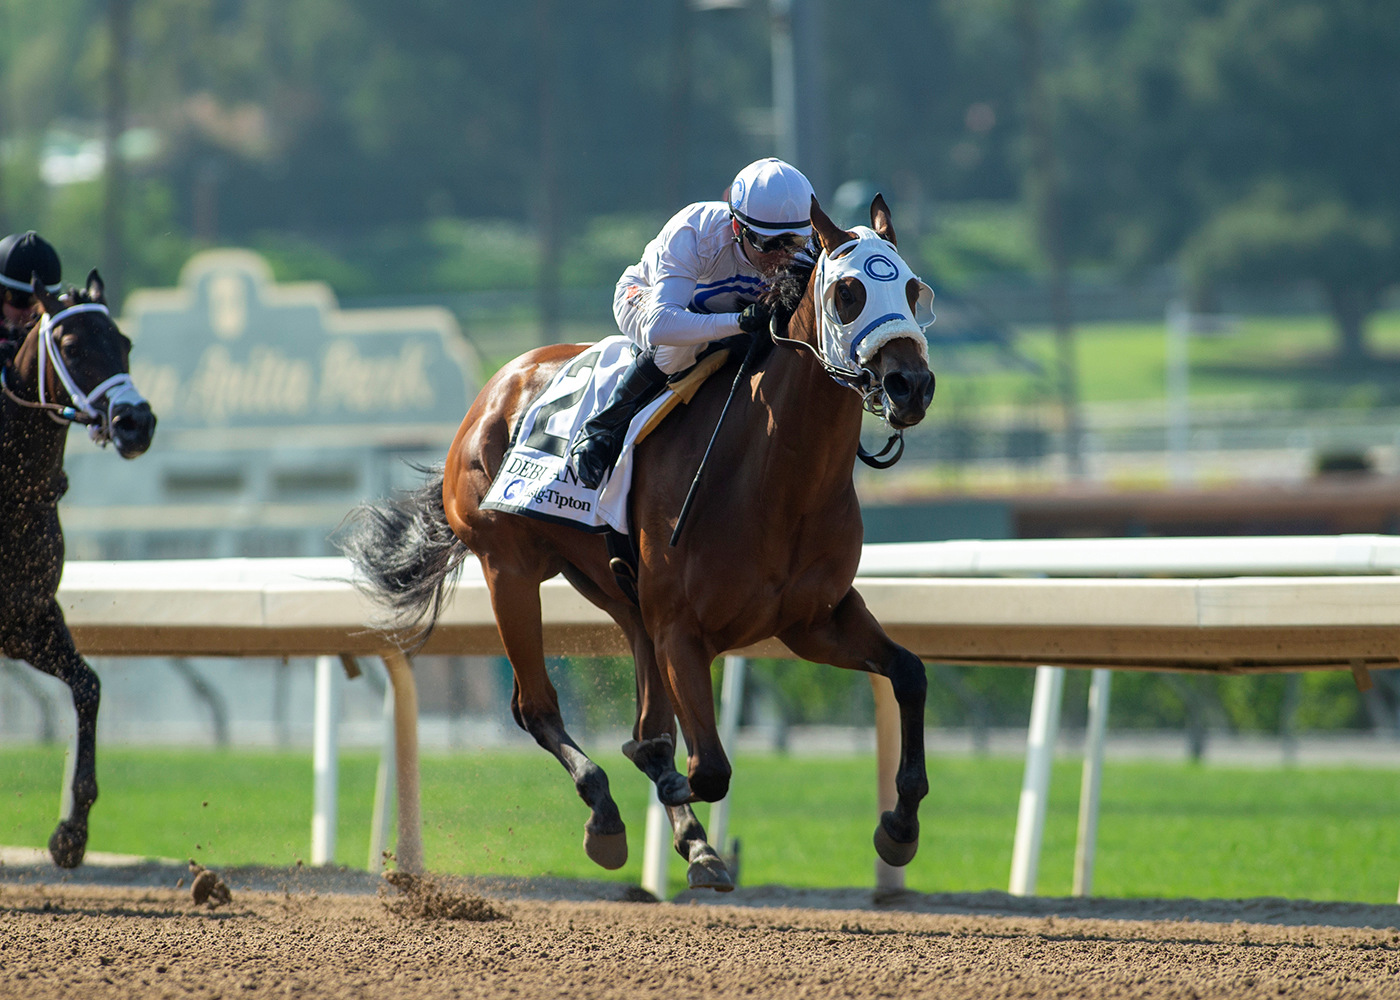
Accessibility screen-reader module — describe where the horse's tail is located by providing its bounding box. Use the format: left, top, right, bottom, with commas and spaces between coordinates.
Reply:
335, 466, 468, 649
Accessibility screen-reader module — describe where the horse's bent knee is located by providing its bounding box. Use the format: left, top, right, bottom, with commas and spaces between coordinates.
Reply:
686, 756, 731, 803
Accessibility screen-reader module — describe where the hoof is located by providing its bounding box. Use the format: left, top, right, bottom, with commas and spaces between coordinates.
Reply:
686, 853, 734, 892
584, 829, 628, 870
873, 819, 918, 868
48, 820, 87, 869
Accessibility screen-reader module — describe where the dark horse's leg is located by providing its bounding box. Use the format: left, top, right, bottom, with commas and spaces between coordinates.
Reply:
481, 558, 628, 869
10, 603, 100, 868
779, 587, 928, 866
560, 567, 732, 891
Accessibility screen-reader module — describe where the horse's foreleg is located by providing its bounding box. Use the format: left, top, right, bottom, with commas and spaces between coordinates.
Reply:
483, 561, 627, 869
555, 564, 729, 890
639, 630, 733, 891
619, 635, 690, 808
620, 636, 733, 890
15, 605, 100, 868
779, 589, 928, 867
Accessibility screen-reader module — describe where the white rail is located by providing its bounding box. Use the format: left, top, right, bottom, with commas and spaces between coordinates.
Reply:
43, 536, 1400, 897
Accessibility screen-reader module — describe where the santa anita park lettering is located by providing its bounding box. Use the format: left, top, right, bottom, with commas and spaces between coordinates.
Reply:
125, 250, 480, 430
59, 250, 484, 560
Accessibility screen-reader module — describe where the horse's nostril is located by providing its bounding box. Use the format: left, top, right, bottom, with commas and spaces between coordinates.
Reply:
883, 373, 911, 401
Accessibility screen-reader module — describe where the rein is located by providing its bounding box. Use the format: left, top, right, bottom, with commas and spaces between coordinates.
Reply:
0, 303, 146, 446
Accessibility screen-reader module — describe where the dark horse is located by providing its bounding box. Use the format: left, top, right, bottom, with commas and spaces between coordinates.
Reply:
1, 271, 156, 867
343, 197, 934, 889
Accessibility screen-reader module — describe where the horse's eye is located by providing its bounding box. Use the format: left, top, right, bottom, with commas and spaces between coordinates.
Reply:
838, 286, 851, 303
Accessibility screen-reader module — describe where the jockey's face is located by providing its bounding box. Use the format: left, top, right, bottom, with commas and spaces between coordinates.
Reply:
1, 288, 37, 332
733, 219, 806, 277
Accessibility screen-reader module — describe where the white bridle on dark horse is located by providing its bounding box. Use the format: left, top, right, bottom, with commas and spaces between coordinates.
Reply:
0, 302, 148, 446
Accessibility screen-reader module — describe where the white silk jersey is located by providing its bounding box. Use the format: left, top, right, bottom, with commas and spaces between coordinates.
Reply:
613, 202, 763, 373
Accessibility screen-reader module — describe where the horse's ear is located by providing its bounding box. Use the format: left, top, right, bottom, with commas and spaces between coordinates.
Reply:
810, 196, 855, 254
86, 268, 106, 305
31, 274, 60, 316
870, 193, 897, 247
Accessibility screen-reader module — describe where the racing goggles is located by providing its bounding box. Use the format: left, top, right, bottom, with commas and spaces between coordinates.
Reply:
3, 287, 34, 310
742, 226, 809, 255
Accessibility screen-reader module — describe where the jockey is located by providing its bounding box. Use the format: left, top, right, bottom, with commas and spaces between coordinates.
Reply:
569, 157, 815, 489
0, 231, 62, 358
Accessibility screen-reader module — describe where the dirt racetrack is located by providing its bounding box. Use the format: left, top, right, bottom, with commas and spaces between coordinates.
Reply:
4, 867, 1400, 999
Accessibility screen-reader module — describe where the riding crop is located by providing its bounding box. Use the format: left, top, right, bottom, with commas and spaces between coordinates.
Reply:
668, 326, 771, 547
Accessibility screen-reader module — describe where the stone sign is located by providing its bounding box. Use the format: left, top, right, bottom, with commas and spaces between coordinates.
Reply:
123, 249, 481, 436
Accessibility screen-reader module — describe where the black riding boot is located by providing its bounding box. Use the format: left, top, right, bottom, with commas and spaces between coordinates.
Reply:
569, 352, 669, 489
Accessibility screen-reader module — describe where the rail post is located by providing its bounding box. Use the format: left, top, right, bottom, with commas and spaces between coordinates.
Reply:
1009, 665, 1065, 896
368, 668, 397, 873
381, 650, 423, 873
641, 782, 670, 899
311, 655, 341, 865
706, 655, 747, 858
1073, 668, 1111, 896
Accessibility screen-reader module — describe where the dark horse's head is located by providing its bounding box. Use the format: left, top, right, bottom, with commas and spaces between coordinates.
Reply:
24, 270, 157, 458
772, 195, 936, 430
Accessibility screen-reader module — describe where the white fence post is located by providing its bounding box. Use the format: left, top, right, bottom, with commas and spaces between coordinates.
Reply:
706, 656, 747, 856
641, 782, 670, 899
311, 655, 341, 865
1009, 665, 1065, 896
381, 650, 424, 874
58, 706, 78, 822
871, 673, 904, 892
368, 672, 397, 873
1073, 669, 1111, 896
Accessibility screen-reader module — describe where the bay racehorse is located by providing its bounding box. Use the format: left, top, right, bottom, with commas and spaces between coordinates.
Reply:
1, 271, 156, 867
342, 197, 934, 889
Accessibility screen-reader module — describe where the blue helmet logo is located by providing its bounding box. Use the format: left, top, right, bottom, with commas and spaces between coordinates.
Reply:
730, 177, 746, 208
864, 255, 899, 281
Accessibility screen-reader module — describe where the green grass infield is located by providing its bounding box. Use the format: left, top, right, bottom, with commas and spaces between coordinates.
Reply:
4, 746, 1399, 902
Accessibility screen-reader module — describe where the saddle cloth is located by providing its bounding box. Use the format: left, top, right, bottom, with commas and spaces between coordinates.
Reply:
481, 335, 730, 534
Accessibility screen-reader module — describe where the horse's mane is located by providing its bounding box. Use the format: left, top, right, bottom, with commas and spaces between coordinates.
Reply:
760, 243, 818, 326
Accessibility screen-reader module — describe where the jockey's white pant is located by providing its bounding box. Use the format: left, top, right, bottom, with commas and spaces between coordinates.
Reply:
613, 282, 706, 375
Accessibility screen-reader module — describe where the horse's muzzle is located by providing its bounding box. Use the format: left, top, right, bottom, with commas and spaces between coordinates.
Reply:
882, 369, 935, 429
110, 401, 156, 459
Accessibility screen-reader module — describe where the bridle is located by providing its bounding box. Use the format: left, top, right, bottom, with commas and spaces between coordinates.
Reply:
767, 236, 934, 469
0, 302, 147, 446
768, 320, 906, 469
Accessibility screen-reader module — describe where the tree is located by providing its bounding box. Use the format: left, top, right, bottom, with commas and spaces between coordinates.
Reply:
1182, 183, 1397, 360
1051, 0, 1400, 360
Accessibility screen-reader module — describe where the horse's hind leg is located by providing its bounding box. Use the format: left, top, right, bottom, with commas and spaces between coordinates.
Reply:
13, 605, 100, 868
482, 560, 628, 869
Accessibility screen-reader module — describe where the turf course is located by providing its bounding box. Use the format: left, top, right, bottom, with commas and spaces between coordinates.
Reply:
938, 310, 1400, 408
4, 745, 1399, 902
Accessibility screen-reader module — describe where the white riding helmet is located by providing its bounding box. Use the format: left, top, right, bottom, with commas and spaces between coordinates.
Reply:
727, 158, 814, 238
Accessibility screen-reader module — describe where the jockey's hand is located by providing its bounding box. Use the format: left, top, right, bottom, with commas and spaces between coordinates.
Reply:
737, 301, 771, 335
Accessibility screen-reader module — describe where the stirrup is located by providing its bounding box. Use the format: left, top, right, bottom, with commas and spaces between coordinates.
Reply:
570, 428, 625, 490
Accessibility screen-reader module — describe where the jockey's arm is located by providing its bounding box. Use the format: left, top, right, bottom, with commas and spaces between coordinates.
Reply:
632, 275, 742, 347
615, 217, 744, 349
